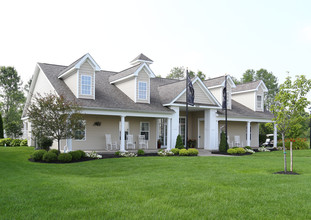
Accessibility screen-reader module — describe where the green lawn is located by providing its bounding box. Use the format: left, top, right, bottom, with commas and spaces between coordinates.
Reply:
1, 147, 311, 219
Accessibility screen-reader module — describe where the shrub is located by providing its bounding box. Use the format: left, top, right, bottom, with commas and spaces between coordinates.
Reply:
244, 146, 252, 150
69, 151, 82, 161
38, 136, 53, 151
115, 151, 120, 156
42, 151, 57, 162
219, 131, 228, 152
137, 149, 145, 156
10, 139, 22, 147
232, 146, 239, 149
119, 152, 137, 157
20, 139, 28, 146
258, 147, 270, 152
277, 138, 309, 150
227, 148, 237, 154
31, 149, 47, 161
49, 149, 60, 156
76, 150, 86, 158
86, 151, 102, 159
245, 148, 255, 154
171, 148, 180, 155
158, 149, 174, 156
0, 138, 12, 146
236, 147, 246, 154
58, 153, 72, 163
188, 148, 199, 156
179, 149, 189, 156
175, 135, 184, 149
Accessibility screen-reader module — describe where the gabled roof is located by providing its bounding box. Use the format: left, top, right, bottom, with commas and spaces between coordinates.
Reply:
217, 100, 273, 121
203, 75, 236, 89
109, 62, 156, 84
158, 77, 221, 107
232, 80, 268, 94
58, 53, 101, 78
34, 63, 173, 114
130, 53, 153, 65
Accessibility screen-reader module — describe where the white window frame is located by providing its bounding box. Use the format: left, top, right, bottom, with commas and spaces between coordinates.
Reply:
74, 120, 86, 141
138, 81, 147, 100
140, 122, 150, 140
257, 95, 262, 109
179, 117, 186, 145
81, 75, 92, 95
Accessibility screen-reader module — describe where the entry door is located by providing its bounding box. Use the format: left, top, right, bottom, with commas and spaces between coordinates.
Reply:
198, 120, 204, 149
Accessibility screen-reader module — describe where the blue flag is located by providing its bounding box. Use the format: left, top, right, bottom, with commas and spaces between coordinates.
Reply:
187, 74, 194, 106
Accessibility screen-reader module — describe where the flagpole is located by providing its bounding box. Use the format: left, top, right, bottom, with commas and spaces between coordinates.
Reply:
186, 68, 189, 150
225, 75, 228, 151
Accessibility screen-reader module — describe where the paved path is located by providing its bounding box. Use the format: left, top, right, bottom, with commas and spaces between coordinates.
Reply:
198, 149, 233, 157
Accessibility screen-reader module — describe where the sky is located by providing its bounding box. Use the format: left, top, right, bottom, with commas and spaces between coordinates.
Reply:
1, 0, 311, 92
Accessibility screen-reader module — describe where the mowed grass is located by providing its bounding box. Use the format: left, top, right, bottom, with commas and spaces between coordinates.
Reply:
1, 147, 311, 219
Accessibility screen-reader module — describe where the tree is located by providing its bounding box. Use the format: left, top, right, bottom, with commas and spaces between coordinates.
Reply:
0, 112, 3, 138
231, 76, 240, 85
24, 77, 33, 94
270, 75, 311, 173
166, 66, 185, 79
219, 131, 228, 152
0, 67, 26, 138
241, 69, 255, 83
167, 67, 206, 81
27, 93, 83, 151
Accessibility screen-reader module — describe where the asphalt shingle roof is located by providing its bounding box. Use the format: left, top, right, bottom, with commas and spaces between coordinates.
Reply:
57, 54, 87, 77
130, 53, 153, 63
108, 64, 141, 83
232, 81, 261, 93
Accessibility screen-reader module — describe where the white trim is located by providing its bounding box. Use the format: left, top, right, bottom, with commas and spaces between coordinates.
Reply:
58, 53, 101, 79
216, 116, 272, 123
197, 118, 204, 149
80, 108, 173, 118
93, 71, 95, 100
254, 92, 256, 111
77, 70, 80, 98
133, 63, 156, 78
164, 103, 221, 109
179, 116, 187, 146
134, 77, 137, 103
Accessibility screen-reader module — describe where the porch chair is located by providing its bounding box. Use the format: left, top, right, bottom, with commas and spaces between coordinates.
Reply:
126, 134, 136, 150
234, 136, 240, 147
138, 135, 148, 149
105, 134, 117, 151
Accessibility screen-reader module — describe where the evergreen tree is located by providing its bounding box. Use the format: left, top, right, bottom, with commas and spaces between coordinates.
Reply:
219, 131, 228, 152
175, 135, 184, 149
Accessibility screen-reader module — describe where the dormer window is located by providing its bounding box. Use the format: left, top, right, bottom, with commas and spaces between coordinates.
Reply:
81, 75, 92, 95
138, 81, 147, 100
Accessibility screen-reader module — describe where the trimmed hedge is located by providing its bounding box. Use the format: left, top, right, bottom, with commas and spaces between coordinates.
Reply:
76, 150, 86, 158
0, 138, 12, 146
171, 148, 180, 155
58, 153, 72, 163
69, 151, 82, 161
137, 149, 145, 156
50, 149, 60, 156
42, 151, 58, 162
227, 147, 246, 155
31, 150, 47, 161
188, 148, 199, 156
20, 139, 28, 146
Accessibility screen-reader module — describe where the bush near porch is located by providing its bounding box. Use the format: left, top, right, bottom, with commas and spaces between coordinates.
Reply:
1, 147, 311, 219
277, 138, 308, 150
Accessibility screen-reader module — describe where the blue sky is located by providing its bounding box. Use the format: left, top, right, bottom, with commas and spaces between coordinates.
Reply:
1, 0, 311, 89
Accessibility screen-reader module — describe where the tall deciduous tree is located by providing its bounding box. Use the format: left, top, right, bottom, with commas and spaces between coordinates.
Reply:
270, 75, 311, 173
241, 69, 255, 83
167, 67, 206, 81
0, 67, 26, 138
27, 93, 83, 151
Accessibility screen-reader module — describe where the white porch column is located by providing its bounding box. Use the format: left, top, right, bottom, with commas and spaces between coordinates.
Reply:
167, 118, 171, 150
66, 138, 72, 152
120, 115, 125, 152
169, 106, 180, 149
204, 109, 218, 150
274, 123, 278, 148
246, 121, 251, 146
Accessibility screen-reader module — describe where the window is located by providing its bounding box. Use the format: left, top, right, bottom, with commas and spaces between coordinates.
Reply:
179, 117, 186, 145
75, 120, 86, 140
257, 95, 262, 109
140, 122, 150, 140
138, 81, 147, 100
81, 75, 92, 95
158, 119, 167, 146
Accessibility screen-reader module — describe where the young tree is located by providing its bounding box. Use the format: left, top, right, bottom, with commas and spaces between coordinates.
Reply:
270, 75, 311, 173
0, 112, 3, 138
0, 66, 26, 138
27, 93, 83, 151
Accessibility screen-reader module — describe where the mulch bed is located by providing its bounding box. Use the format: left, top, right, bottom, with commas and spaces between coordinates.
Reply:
273, 171, 300, 175
211, 152, 253, 156
28, 157, 97, 164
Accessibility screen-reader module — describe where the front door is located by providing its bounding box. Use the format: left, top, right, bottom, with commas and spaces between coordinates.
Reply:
198, 120, 204, 149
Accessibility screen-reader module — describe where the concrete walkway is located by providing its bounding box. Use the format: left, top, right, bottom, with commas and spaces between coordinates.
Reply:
198, 149, 233, 157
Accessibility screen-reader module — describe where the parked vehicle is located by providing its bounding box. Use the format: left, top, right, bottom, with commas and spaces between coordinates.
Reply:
262, 134, 274, 148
